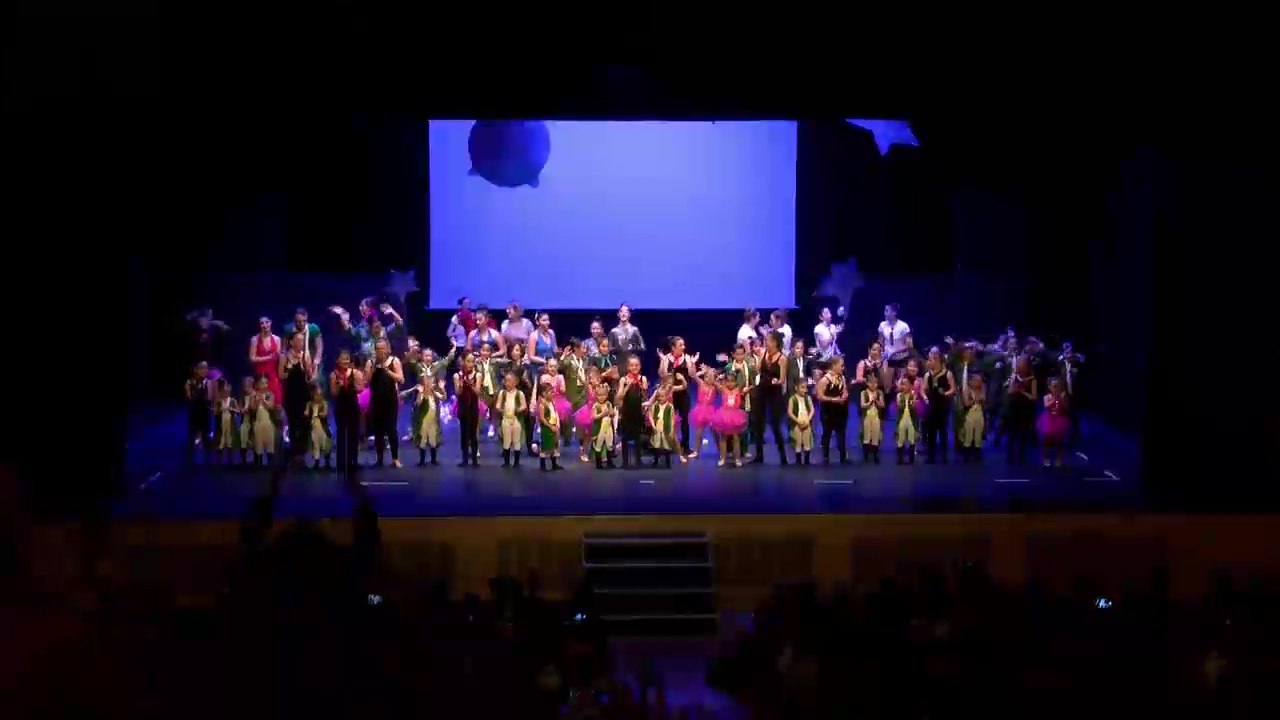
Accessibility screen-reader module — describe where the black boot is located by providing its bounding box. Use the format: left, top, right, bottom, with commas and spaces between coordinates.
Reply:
651, 451, 660, 468
324, 454, 332, 468
822, 447, 831, 465
312, 458, 320, 470
839, 448, 850, 465
540, 457, 548, 472
621, 444, 630, 468
429, 447, 438, 465
239, 450, 248, 466
873, 447, 881, 465
803, 450, 812, 465
897, 446, 905, 464
862, 444, 871, 462
663, 452, 672, 468
502, 449, 511, 468
778, 443, 788, 465
606, 451, 617, 469
513, 450, 521, 467
908, 446, 916, 464
596, 451, 605, 469
552, 456, 563, 471
375, 446, 386, 468
795, 452, 802, 465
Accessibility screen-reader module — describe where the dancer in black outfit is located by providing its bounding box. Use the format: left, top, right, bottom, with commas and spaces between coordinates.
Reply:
280, 332, 313, 463
659, 336, 697, 457
751, 331, 789, 465
1003, 355, 1038, 465
365, 339, 405, 467
818, 356, 851, 464
184, 361, 213, 460
615, 355, 648, 468
922, 347, 956, 464
328, 350, 364, 474
454, 352, 482, 467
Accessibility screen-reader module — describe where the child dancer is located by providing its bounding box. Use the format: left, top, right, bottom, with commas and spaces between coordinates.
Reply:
248, 375, 277, 466
922, 348, 956, 464
408, 374, 446, 466
859, 374, 885, 464
589, 383, 618, 468
454, 352, 482, 467
539, 357, 574, 446
497, 372, 528, 468
505, 343, 536, 455
615, 356, 648, 468
710, 372, 749, 467
787, 379, 816, 465
1037, 377, 1070, 468
895, 377, 919, 464
817, 357, 850, 464
687, 365, 719, 458
238, 376, 255, 465
537, 391, 564, 471
212, 378, 239, 463
723, 343, 758, 455
958, 373, 986, 462
575, 366, 603, 462
648, 386, 678, 468
329, 349, 365, 473
306, 383, 332, 469
904, 357, 926, 452
592, 336, 618, 390
474, 342, 503, 440
562, 339, 590, 453
1003, 356, 1038, 465
184, 361, 213, 458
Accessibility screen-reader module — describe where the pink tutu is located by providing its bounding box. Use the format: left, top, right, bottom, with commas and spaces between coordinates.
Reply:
357, 387, 371, 412
710, 406, 748, 435
574, 403, 594, 432
688, 403, 716, 428
1036, 412, 1070, 442
552, 395, 573, 424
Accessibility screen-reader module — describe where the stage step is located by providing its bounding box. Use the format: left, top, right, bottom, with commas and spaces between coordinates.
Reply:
581, 532, 717, 635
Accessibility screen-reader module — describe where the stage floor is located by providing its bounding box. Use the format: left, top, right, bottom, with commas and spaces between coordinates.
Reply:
121, 407, 1142, 519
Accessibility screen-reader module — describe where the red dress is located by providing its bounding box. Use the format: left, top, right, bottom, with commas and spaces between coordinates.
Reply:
252, 334, 283, 401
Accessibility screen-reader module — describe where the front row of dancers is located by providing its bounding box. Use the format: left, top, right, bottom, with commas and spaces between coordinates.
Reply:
185, 337, 1073, 472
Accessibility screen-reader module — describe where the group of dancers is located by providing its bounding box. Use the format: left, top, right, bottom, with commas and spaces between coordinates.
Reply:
182, 298, 1084, 473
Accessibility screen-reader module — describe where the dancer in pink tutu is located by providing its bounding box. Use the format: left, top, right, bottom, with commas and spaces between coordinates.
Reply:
686, 365, 719, 458
711, 372, 750, 467
575, 365, 604, 461
538, 358, 573, 452
1037, 376, 1071, 468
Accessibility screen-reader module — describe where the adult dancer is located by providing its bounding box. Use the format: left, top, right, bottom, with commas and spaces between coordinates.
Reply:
585, 318, 607, 358
365, 339, 405, 467
446, 296, 474, 348
527, 312, 558, 367
466, 306, 506, 355
877, 303, 911, 394
282, 307, 324, 379
751, 330, 789, 464
248, 317, 283, 401
658, 337, 699, 457
279, 331, 314, 461
329, 350, 365, 474
502, 302, 535, 351
812, 307, 843, 362
608, 303, 645, 369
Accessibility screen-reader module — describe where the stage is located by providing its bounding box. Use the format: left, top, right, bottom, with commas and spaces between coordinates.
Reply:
121, 407, 1142, 519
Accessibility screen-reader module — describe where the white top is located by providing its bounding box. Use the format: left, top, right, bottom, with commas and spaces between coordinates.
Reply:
772, 323, 793, 351
736, 323, 759, 347
813, 322, 841, 358
877, 319, 911, 357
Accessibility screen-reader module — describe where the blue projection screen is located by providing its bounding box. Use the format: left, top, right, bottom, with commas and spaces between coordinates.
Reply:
428, 121, 797, 309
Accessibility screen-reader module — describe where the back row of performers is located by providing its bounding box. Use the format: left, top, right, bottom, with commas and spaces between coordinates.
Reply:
184, 299, 1084, 472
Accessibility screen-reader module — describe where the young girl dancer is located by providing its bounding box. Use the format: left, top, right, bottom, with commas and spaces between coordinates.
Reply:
538, 391, 564, 471
238, 377, 255, 465
787, 380, 816, 465
958, 373, 986, 462
859, 374, 885, 464
454, 351, 482, 467
497, 372, 528, 468
687, 365, 719, 458
615, 356, 648, 468
659, 337, 699, 458
1037, 377, 1071, 468
211, 378, 239, 463
575, 365, 604, 462
505, 343, 536, 455
853, 340, 885, 445
184, 361, 213, 457
474, 342, 504, 440
723, 343, 758, 454
589, 383, 618, 468
527, 312, 558, 367
710, 372, 749, 467
562, 339, 590, 456
895, 376, 919, 464
904, 357, 926, 452
248, 375, 277, 466
1003, 356, 1038, 465
329, 350, 365, 473
466, 306, 506, 355
280, 332, 313, 462
539, 357, 574, 440
306, 384, 332, 469
922, 348, 956, 464
648, 386, 678, 468
409, 374, 446, 466
817, 357, 850, 464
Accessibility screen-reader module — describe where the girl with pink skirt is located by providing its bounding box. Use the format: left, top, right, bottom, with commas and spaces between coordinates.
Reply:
686, 366, 719, 458
710, 373, 750, 467
1037, 377, 1071, 468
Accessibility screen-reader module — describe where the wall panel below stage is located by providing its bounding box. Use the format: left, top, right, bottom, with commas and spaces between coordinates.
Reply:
27, 515, 1280, 611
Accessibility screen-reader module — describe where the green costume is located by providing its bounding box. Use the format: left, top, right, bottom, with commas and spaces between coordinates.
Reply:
538, 400, 561, 456
411, 386, 445, 449
648, 401, 676, 451
562, 353, 589, 409
788, 394, 815, 451
590, 401, 616, 453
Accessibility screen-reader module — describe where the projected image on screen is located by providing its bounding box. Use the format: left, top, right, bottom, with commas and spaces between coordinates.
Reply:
428, 120, 797, 309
